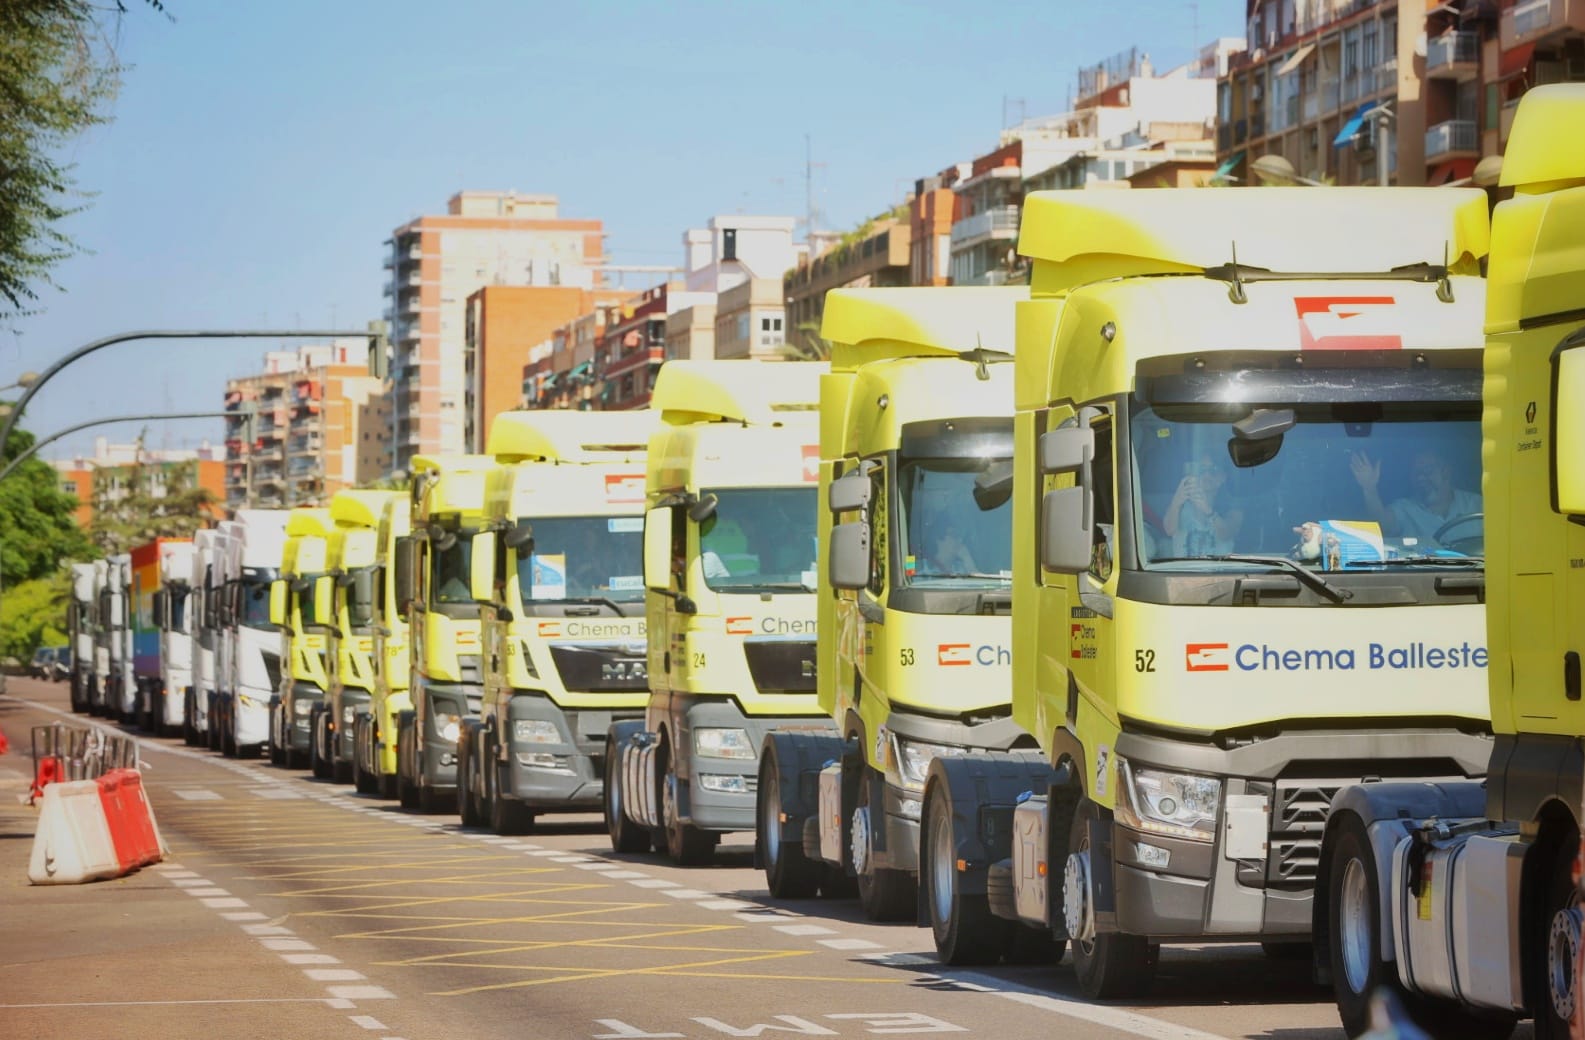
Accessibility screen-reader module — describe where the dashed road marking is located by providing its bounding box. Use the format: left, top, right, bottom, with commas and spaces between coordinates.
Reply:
172, 788, 222, 800
627, 878, 678, 889
202, 897, 249, 908
775, 924, 836, 936
349, 1016, 387, 1030
283, 953, 341, 965
305, 969, 367, 982
327, 986, 395, 1001
261, 938, 317, 952
819, 938, 884, 951
662, 888, 710, 899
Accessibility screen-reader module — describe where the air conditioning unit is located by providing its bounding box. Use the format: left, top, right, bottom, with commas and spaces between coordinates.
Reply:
1353, 117, 1378, 155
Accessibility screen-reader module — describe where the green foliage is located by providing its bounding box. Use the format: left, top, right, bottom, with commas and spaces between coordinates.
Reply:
0, 0, 169, 320
86, 442, 216, 556
779, 320, 831, 363
0, 572, 69, 660
0, 420, 93, 584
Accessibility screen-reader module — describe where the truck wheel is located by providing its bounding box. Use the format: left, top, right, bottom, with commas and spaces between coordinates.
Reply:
605, 737, 651, 854
457, 728, 482, 826
1531, 826, 1580, 1040
309, 709, 330, 780
923, 780, 1010, 964
757, 754, 818, 897
397, 718, 419, 809
660, 747, 716, 866
1327, 813, 1409, 1037
1069, 801, 1156, 1000
854, 770, 916, 921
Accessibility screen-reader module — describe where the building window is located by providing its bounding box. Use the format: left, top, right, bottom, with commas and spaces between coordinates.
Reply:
736, 314, 750, 341
722, 228, 738, 261
773, 316, 783, 332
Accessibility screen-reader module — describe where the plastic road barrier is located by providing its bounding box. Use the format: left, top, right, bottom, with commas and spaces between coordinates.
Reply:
28, 770, 165, 884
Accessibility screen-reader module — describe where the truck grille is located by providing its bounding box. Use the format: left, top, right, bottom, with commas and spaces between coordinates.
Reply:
457, 654, 482, 684
1267, 779, 1349, 887
744, 640, 817, 693
549, 644, 648, 692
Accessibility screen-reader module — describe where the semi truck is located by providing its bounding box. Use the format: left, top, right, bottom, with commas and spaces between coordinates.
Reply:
153, 540, 195, 736
394, 454, 496, 812
918, 187, 1497, 993
604, 360, 829, 865
103, 553, 134, 722
351, 492, 413, 798
756, 286, 1030, 921
214, 510, 288, 758
185, 528, 226, 746
68, 562, 97, 714
457, 409, 655, 834
128, 538, 193, 734
312, 491, 401, 784
268, 508, 333, 769
1310, 84, 1585, 1040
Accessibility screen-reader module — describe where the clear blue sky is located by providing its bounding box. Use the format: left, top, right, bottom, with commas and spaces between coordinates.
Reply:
6, 0, 1244, 462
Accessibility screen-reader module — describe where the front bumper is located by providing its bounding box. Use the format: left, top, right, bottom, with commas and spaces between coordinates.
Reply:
681, 700, 835, 833
417, 680, 480, 792
284, 684, 323, 753
235, 692, 270, 747
502, 696, 642, 811
336, 689, 372, 763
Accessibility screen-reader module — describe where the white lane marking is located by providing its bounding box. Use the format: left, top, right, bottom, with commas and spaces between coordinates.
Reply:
221, 912, 268, 922
627, 878, 678, 889
305, 969, 366, 982
598, 870, 647, 879
172, 789, 222, 800
170, 878, 213, 888
250, 787, 303, 799
242, 924, 294, 936
482, 837, 518, 845
0, 998, 339, 1009
349, 1016, 387, 1030
202, 898, 248, 909
158, 870, 200, 879
774, 924, 835, 936
327, 986, 395, 1000
547, 855, 592, 862
260, 938, 316, 952
575, 863, 617, 871
153, 863, 188, 872
662, 889, 710, 899
186, 887, 231, 897
282, 954, 341, 965
957, 972, 1236, 1040
699, 899, 752, 911
527, 850, 566, 857
818, 938, 884, 951
327, 999, 357, 1010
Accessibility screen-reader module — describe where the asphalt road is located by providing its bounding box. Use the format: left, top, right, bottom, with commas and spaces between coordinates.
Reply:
0, 675, 1492, 1040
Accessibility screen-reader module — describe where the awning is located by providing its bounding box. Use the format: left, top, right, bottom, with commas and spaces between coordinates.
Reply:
1499, 42, 1535, 81
1429, 158, 1478, 186
1213, 150, 1245, 179
1333, 102, 1378, 148
569, 361, 591, 379
1276, 43, 1316, 77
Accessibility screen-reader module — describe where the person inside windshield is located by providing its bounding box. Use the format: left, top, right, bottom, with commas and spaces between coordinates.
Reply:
701, 512, 753, 581
1163, 454, 1244, 557
1349, 448, 1479, 547
916, 518, 979, 576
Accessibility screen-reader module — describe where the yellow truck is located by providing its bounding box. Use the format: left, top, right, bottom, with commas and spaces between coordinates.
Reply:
456, 409, 655, 833
311, 490, 403, 786
920, 187, 1497, 993
395, 454, 496, 812
268, 507, 334, 770
1311, 84, 1585, 1039
604, 360, 830, 864
352, 492, 413, 798
756, 286, 1030, 921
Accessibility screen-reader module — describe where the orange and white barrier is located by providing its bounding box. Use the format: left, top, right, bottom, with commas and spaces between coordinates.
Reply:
28, 769, 166, 885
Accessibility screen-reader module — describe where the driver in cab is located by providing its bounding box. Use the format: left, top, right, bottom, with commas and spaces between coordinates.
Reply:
1349, 448, 1479, 549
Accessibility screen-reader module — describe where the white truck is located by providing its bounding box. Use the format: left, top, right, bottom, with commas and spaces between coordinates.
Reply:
216, 510, 289, 757
186, 528, 227, 746
68, 561, 97, 714
155, 541, 194, 736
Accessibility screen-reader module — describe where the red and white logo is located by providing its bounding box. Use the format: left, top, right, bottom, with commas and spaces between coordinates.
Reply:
1185, 642, 1230, 672
605, 473, 645, 504
801, 445, 821, 483
726, 616, 753, 636
537, 621, 562, 638
1294, 296, 1402, 351
1070, 623, 1085, 660
938, 643, 972, 667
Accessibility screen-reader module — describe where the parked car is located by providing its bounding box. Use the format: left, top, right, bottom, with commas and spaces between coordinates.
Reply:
29, 646, 69, 682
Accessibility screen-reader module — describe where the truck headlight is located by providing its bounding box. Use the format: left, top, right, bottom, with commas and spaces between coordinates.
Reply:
694, 727, 755, 760
513, 720, 562, 745
433, 711, 461, 743
1114, 756, 1220, 843
293, 699, 313, 716
342, 705, 356, 725
891, 735, 967, 789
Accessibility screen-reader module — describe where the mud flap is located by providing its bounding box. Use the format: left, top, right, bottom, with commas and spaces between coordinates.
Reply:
756, 731, 848, 869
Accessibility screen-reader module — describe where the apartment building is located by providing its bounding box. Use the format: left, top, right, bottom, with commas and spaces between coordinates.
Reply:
525, 299, 631, 411
55, 440, 226, 529
383, 191, 604, 473
224, 341, 386, 509
665, 301, 717, 362
683, 216, 806, 293
597, 285, 672, 411
783, 215, 911, 358
714, 278, 790, 360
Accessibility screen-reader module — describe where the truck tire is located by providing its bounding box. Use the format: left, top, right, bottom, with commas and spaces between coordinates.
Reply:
310, 708, 331, 780
660, 745, 715, 866
457, 725, 482, 827
923, 779, 1011, 965
854, 768, 915, 922
1069, 801, 1157, 1000
1529, 825, 1580, 1040
397, 716, 419, 809
605, 736, 651, 854
757, 753, 819, 897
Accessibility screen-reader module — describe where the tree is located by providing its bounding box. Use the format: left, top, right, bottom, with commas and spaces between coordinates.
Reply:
0, 572, 69, 660
0, 421, 92, 585
86, 436, 215, 556
0, 1, 167, 320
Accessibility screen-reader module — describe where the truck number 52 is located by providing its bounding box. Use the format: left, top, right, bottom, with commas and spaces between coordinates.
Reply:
1134, 649, 1156, 673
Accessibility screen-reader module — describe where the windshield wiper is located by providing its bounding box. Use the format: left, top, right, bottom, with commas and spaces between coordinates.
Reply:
1152, 554, 1353, 603
1345, 556, 1484, 568
915, 572, 1012, 582
552, 596, 631, 615
718, 581, 814, 593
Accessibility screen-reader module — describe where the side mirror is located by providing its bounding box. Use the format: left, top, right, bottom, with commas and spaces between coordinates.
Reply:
644, 506, 673, 591
313, 576, 334, 628
394, 535, 417, 611
1039, 427, 1092, 475
502, 523, 534, 551
153, 590, 166, 628
828, 522, 871, 590
269, 580, 287, 628
1556, 341, 1585, 515
828, 471, 871, 514
427, 521, 457, 553
1039, 425, 1094, 574
471, 532, 497, 602
687, 493, 718, 524
336, 571, 356, 589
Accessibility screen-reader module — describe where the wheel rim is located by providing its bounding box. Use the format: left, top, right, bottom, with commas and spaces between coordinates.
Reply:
1339, 855, 1373, 996
1548, 904, 1583, 1021
930, 804, 954, 924
763, 771, 781, 865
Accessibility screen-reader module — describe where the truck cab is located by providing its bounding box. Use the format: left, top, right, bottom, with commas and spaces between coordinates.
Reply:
218, 510, 288, 758
605, 360, 830, 865
920, 187, 1498, 997
352, 493, 413, 798
395, 454, 496, 812
103, 553, 133, 722
186, 529, 225, 745
458, 409, 655, 834
68, 562, 97, 714
269, 508, 333, 769
154, 541, 194, 736
758, 286, 1032, 923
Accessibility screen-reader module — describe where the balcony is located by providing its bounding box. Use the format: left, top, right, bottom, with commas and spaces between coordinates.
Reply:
1425, 119, 1479, 160
403, 297, 421, 314
1319, 79, 1341, 113
1341, 74, 1362, 104
1503, 0, 1585, 47
950, 206, 1020, 249
1426, 31, 1479, 79
1375, 59, 1398, 96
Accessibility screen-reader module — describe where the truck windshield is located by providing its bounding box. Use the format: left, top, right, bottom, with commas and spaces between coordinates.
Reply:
168, 588, 187, 630
516, 515, 644, 604
296, 575, 322, 626
1131, 400, 1483, 567
898, 457, 1013, 589
430, 534, 474, 605
238, 578, 273, 630
700, 487, 817, 593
